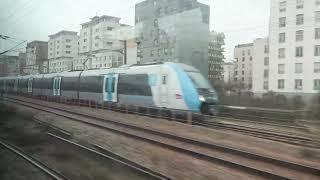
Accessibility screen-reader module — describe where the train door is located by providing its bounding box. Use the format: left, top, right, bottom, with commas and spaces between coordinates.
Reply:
14, 78, 18, 93
27, 78, 33, 93
103, 74, 118, 102
159, 73, 168, 107
53, 77, 62, 96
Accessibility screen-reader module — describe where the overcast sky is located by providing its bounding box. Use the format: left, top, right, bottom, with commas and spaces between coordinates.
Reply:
0, 0, 270, 60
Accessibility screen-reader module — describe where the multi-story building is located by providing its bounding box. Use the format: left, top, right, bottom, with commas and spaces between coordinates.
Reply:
76, 15, 133, 70
252, 38, 270, 95
0, 55, 20, 76
222, 62, 235, 84
135, 0, 210, 76
269, 0, 320, 97
25, 41, 48, 74
208, 31, 225, 81
234, 43, 254, 90
18, 52, 26, 75
47, 30, 79, 73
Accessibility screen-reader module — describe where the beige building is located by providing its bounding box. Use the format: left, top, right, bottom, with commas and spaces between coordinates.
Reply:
222, 62, 235, 84
76, 15, 134, 70
47, 30, 79, 73
234, 43, 254, 90
252, 38, 270, 95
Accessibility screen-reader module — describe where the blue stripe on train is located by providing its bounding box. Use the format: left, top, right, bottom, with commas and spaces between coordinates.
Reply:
166, 63, 201, 112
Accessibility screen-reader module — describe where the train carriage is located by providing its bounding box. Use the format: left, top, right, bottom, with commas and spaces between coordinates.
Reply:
0, 62, 219, 114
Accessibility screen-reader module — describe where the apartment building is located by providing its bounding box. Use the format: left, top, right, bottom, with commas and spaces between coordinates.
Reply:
252, 38, 270, 94
25, 41, 48, 74
269, 0, 320, 96
76, 15, 133, 70
208, 31, 225, 81
135, 0, 210, 76
47, 30, 79, 73
234, 43, 254, 90
0, 55, 19, 76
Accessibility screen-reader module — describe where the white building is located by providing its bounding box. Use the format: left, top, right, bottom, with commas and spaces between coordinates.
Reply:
222, 62, 235, 83
252, 38, 270, 95
234, 43, 254, 90
269, 0, 320, 97
47, 31, 79, 73
76, 15, 135, 70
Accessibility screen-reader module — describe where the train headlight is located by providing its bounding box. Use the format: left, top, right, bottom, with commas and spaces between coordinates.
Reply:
199, 95, 206, 102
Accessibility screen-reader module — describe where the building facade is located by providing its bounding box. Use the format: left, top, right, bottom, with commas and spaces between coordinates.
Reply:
234, 43, 254, 90
0, 55, 19, 76
269, 0, 320, 96
47, 30, 79, 73
25, 41, 48, 74
208, 31, 225, 81
222, 62, 235, 84
252, 38, 270, 95
135, 0, 210, 76
76, 15, 133, 70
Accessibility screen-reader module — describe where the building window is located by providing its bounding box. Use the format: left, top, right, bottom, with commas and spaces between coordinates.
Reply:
314, 79, 320, 90
242, 50, 245, 56
95, 43, 99, 47
242, 64, 245, 68
278, 48, 285, 58
66, 39, 71, 43
242, 77, 245, 81
164, 48, 168, 55
264, 69, 269, 78
315, 28, 320, 39
150, 50, 154, 57
242, 57, 245, 61
95, 36, 100, 39
247, 50, 251, 55
83, 32, 87, 36
107, 42, 113, 45
296, 0, 304, 9
84, 39, 87, 42
279, 17, 286, 27
278, 79, 285, 89
317, 0, 320, 7
315, 62, 320, 73
315, 11, 320, 23
315, 45, 320, 56
56, 51, 60, 55
65, 51, 71, 54
295, 63, 303, 73
158, 49, 162, 56
296, 14, 304, 25
249, 56, 253, 61
264, 57, 269, 65
66, 45, 71, 48
83, 46, 87, 49
279, 33, 286, 43
107, 27, 113, 31
295, 79, 303, 90
264, 45, 269, 53
95, 28, 99, 32
278, 64, 285, 74
263, 81, 269, 90
296, 30, 304, 41
279, 1, 287, 12
57, 45, 60, 49
296, 46, 303, 57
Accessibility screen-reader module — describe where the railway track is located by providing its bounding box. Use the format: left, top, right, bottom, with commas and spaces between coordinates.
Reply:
0, 139, 69, 180
193, 120, 320, 149
3, 96, 320, 179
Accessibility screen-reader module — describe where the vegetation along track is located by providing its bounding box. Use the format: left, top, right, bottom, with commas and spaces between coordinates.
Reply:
193, 119, 320, 149
0, 139, 69, 180
3, 96, 320, 180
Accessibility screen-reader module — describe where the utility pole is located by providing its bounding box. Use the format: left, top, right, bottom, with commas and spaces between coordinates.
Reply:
123, 40, 127, 65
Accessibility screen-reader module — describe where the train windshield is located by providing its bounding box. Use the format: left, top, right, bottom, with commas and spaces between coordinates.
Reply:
186, 71, 212, 90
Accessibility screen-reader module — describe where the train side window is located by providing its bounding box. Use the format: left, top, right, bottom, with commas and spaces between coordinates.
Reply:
105, 78, 109, 92
111, 77, 115, 93
162, 75, 167, 85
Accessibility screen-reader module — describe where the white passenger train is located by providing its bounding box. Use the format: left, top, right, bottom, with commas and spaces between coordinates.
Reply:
0, 62, 219, 114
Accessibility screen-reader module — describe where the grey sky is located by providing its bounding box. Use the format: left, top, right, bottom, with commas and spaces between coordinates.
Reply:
0, 0, 270, 60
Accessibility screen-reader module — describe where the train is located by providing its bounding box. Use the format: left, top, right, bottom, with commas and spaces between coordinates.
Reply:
0, 62, 219, 114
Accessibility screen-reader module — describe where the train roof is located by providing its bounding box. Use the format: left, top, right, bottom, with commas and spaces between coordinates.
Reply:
0, 62, 200, 79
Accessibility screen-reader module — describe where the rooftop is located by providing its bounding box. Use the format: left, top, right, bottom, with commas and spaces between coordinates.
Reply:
81, 15, 121, 26
49, 30, 78, 38
235, 43, 254, 48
